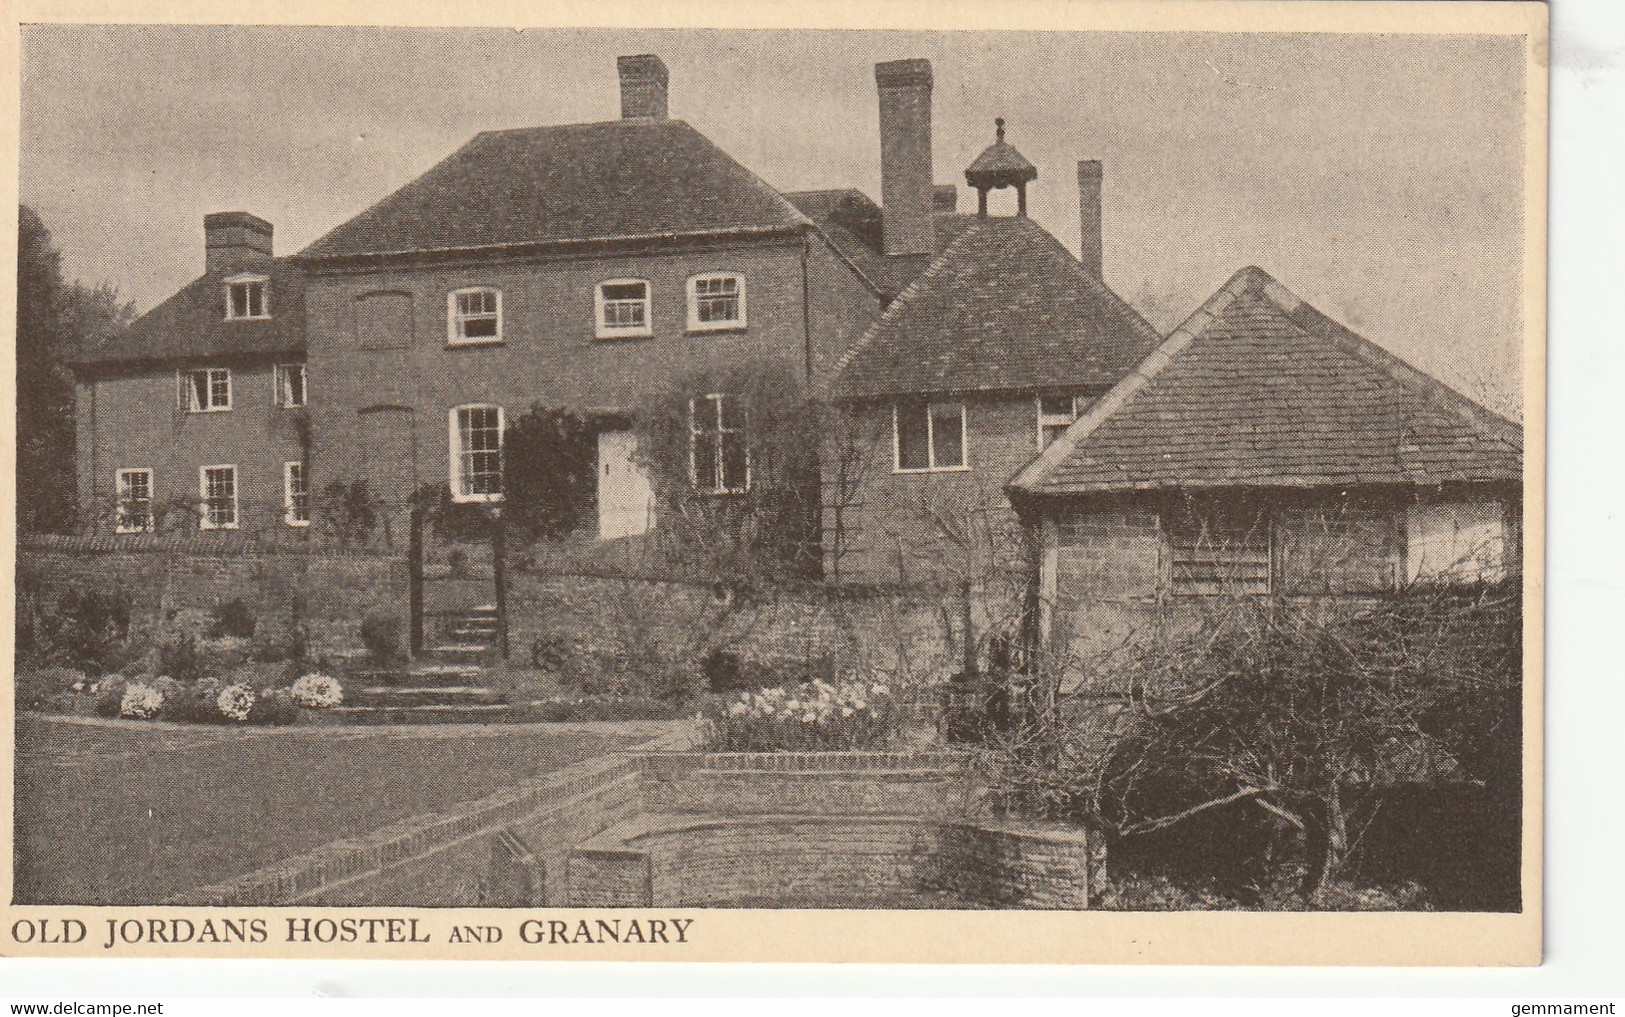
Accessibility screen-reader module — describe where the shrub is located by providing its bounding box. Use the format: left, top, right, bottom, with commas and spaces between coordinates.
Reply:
30, 587, 133, 675
501, 406, 601, 542
700, 679, 903, 751
248, 687, 299, 726
291, 673, 344, 709
210, 598, 257, 639
153, 677, 188, 721
359, 611, 403, 665
119, 681, 164, 719
216, 683, 255, 723
93, 675, 128, 718
156, 632, 208, 682
15, 666, 87, 712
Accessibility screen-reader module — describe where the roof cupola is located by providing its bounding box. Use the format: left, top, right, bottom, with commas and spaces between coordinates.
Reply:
965, 118, 1038, 217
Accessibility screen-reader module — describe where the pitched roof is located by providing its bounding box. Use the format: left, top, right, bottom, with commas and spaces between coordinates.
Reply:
827, 215, 1162, 399
71, 259, 306, 367
300, 119, 810, 261
1011, 266, 1523, 495
785, 190, 981, 297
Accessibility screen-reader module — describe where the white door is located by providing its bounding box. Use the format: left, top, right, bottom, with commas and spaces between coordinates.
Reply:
597, 430, 656, 540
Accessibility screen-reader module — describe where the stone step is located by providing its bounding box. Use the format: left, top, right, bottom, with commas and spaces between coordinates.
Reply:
422, 643, 494, 664
349, 685, 505, 708
404, 664, 486, 687
330, 703, 513, 726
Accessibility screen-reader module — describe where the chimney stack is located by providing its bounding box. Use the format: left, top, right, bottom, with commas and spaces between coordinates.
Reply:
932, 184, 958, 214
618, 54, 669, 120
1077, 160, 1103, 278
875, 58, 934, 262
203, 212, 273, 275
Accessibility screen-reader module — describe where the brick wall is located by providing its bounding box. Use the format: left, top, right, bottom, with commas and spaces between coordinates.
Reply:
304, 235, 877, 537
826, 394, 1042, 588
75, 358, 305, 535
500, 572, 963, 681
17, 534, 405, 660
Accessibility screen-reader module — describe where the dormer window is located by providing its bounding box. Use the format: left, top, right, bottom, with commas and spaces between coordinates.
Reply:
687, 273, 746, 332
449, 287, 502, 345
225, 275, 269, 320
595, 279, 651, 339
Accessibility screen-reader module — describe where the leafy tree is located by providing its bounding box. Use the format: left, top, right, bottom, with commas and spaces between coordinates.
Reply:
502, 406, 600, 542
17, 205, 134, 533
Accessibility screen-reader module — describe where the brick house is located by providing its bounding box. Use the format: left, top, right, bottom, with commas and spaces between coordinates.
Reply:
68, 213, 310, 536
823, 122, 1161, 587
1008, 266, 1524, 665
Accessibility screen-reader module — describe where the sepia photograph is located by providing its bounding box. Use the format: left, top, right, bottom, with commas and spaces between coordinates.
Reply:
8, 8, 1543, 964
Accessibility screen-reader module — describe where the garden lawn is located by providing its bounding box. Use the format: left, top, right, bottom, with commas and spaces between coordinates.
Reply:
13, 714, 651, 905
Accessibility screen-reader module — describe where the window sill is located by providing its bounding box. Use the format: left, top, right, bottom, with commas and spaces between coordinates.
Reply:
450, 494, 506, 505
446, 338, 504, 349
285, 519, 312, 528
185, 407, 233, 414
685, 323, 747, 336
893, 465, 972, 475
594, 330, 653, 342
199, 524, 240, 532
223, 315, 272, 322
115, 527, 153, 535
692, 487, 750, 497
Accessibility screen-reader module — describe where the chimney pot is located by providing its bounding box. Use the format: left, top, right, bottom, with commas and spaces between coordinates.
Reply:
203, 211, 273, 275
618, 54, 669, 120
1077, 160, 1103, 278
875, 58, 935, 261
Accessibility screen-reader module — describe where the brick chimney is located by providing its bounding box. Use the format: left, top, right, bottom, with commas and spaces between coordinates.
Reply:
875, 58, 934, 262
1077, 160, 1103, 279
204, 212, 273, 275
618, 54, 669, 120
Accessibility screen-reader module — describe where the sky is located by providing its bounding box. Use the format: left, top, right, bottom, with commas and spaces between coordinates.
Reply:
19, 25, 1527, 416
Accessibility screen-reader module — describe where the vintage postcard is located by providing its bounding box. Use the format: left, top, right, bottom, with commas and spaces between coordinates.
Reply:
4, 0, 1546, 965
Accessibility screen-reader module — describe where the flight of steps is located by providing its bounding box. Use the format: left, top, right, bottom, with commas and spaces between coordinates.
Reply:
331, 606, 511, 724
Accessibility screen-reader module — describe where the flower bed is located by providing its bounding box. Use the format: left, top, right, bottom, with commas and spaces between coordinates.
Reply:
81, 672, 344, 726
699, 679, 903, 751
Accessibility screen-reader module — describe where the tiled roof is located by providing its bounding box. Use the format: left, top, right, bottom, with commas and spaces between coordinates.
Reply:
1011, 266, 1523, 495
71, 259, 306, 367
300, 119, 811, 261
827, 215, 1162, 399
785, 190, 980, 298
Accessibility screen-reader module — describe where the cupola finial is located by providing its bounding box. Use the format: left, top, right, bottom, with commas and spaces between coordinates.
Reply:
965, 116, 1039, 217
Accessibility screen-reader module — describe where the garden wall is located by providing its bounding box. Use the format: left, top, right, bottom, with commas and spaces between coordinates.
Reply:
17, 534, 407, 661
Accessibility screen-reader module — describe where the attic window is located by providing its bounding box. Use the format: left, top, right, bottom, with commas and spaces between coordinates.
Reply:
449, 287, 502, 345
1037, 394, 1092, 450
596, 279, 651, 339
226, 275, 269, 319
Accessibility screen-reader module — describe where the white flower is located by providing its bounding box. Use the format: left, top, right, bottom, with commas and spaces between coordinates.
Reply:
729, 702, 748, 717
120, 682, 164, 720
290, 673, 344, 709
871, 684, 890, 697
853, 699, 867, 711
217, 684, 255, 722
801, 712, 817, 723
71, 681, 85, 692
842, 706, 854, 717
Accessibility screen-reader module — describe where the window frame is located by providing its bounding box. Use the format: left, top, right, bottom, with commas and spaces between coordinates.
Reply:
688, 393, 750, 494
114, 468, 154, 534
594, 279, 653, 339
224, 273, 271, 321
274, 362, 306, 408
283, 460, 311, 527
198, 464, 239, 531
685, 272, 747, 333
448, 404, 506, 504
179, 367, 233, 413
447, 286, 504, 347
892, 400, 969, 473
1036, 393, 1090, 451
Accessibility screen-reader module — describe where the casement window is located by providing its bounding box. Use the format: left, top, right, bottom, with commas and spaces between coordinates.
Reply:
893, 400, 968, 472
115, 468, 153, 533
1037, 394, 1091, 450
225, 275, 269, 320
199, 465, 239, 530
686, 273, 746, 331
448, 287, 502, 345
179, 368, 232, 412
1167, 500, 1271, 596
595, 279, 652, 338
449, 404, 504, 502
689, 394, 749, 494
283, 461, 311, 527
275, 363, 306, 408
